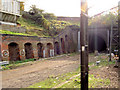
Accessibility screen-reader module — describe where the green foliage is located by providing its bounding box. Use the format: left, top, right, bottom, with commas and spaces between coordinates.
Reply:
18, 5, 76, 37
9, 58, 35, 64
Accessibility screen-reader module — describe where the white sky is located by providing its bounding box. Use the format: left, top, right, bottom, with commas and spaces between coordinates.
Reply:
24, 0, 120, 17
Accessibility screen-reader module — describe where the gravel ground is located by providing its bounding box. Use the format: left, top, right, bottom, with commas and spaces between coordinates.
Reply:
2, 54, 119, 88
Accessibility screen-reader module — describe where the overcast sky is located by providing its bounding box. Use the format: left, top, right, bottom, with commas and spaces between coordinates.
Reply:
24, 0, 120, 17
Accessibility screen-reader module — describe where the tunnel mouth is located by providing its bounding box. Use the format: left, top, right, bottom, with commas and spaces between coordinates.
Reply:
96, 36, 107, 52
89, 34, 107, 53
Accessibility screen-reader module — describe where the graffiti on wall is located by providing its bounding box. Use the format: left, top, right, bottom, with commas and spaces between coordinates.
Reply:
2, 50, 9, 57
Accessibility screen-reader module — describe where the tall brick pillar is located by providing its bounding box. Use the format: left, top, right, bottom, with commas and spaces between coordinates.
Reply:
32, 43, 39, 60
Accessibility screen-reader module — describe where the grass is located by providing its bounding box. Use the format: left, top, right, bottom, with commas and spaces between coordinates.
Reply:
89, 74, 110, 88
17, 17, 50, 37
0, 29, 50, 37
59, 74, 110, 88
0, 30, 31, 36
28, 71, 79, 88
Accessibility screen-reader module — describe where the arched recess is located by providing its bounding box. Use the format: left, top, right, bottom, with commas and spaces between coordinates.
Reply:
61, 38, 65, 54
8, 42, 20, 61
24, 43, 34, 59
89, 34, 107, 52
47, 43, 53, 57
65, 35, 69, 53
0, 44, 1, 60
37, 43, 43, 58
54, 42, 60, 55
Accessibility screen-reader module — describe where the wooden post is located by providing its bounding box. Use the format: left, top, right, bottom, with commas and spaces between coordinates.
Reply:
80, 0, 89, 89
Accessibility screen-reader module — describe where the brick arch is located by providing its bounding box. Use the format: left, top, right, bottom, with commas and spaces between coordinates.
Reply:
61, 38, 65, 54
24, 42, 34, 59
37, 43, 44, 58
54, 41, 60, 55
47, 43, 53, 57
8, 42, 20, 61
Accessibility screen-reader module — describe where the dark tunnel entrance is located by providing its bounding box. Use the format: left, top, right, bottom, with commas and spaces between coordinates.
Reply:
89, 34, 107, 52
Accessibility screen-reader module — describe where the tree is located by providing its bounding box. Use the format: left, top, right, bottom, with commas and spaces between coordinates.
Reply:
29, 5, 44, 15
89, 12, 118, 27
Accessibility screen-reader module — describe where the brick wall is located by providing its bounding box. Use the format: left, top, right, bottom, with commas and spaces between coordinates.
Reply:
1, 34, 54, 61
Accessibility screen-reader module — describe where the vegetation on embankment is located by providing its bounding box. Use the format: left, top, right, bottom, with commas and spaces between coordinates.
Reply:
17, 5, 75, 37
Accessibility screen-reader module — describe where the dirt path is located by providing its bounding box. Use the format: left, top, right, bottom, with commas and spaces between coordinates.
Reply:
2, 54, 80, 88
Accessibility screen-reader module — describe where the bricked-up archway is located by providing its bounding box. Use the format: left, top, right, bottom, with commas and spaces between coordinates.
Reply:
24, 43, 34, 59
54, 42, 60, 55
47, 43, 53, 57
8, 42, 20, 61
61, 38, 65, 53
37, 43, 43, 58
